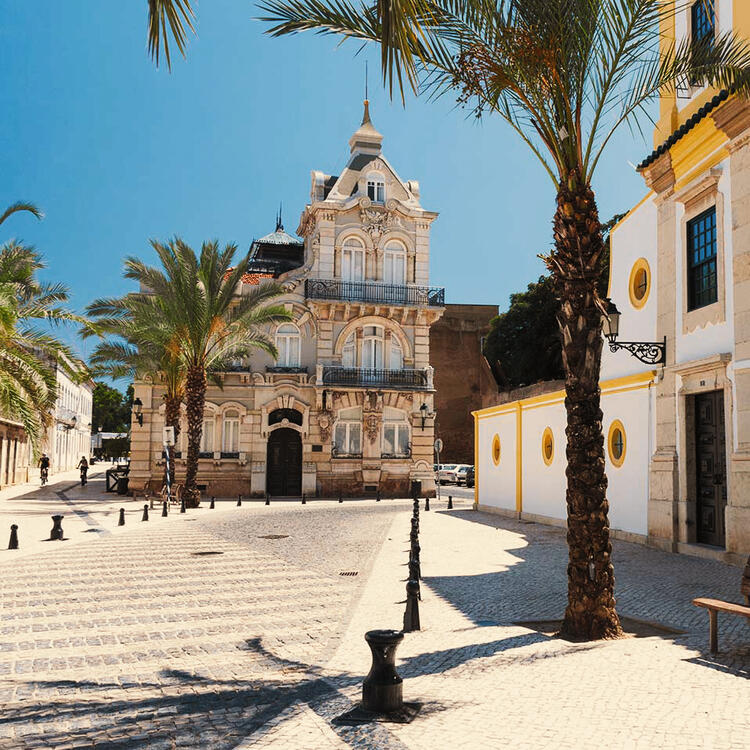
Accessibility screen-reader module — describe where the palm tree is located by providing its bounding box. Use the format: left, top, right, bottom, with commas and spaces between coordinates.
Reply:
120, 238, 290, 506
82, 306, 185, 486
147, 0, 196, 69
0, 241, 88, 453
258, 0, 750, 640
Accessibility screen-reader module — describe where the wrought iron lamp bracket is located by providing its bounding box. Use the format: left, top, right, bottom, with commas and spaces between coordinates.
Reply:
607, 336, 666, 366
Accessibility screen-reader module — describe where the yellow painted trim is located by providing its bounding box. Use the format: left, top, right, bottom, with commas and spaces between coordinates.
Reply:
473, 411, 478, 508
491, 434, 501, 466
673, 147, 730, 194
475, 370, 658, 420
609, 192, 654, 238
515, 403, 522, 512
607, 419, 627, 469
541, 426, 554, 466
628, 257, 651, 310
670, 118, 728, 183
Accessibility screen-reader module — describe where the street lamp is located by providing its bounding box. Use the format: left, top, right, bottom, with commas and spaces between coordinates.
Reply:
602, 298, 666, 366
133, 397, 144, 427
419, 402, 434, 431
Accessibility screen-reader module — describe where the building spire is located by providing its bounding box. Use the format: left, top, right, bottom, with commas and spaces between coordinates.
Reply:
275, 202, 283, 232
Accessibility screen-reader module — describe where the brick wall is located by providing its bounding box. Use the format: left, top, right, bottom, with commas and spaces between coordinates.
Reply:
430, 304, 498, 464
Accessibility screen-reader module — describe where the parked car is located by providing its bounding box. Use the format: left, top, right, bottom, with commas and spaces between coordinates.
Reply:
464, 466, 475, 488
438, 464, 460, 484
456, 465, 473, 485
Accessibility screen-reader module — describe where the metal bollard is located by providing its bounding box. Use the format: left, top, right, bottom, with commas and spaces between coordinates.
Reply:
118, 508, 125, 526
50, 515, 64, 541
424, 497, 430, 512
237, 495, 242, 507
142, 504, 149, 522
376, 490, 380, 502
265, 493, 270, 506
403, 580, 421, 632
301, 493, 306, 505
8, 524, 18, 550
180, 496, 186, 513
338, 493, 343, 504
448, 496, 453, 510
210, 497, 215, 509
362, 630, 405, 713
162, 500, 168, 517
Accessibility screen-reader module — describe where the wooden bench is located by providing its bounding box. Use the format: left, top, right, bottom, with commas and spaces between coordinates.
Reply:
692, 554, 750, 654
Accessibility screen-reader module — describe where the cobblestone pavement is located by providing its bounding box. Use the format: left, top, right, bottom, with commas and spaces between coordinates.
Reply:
0, 495, 748, 749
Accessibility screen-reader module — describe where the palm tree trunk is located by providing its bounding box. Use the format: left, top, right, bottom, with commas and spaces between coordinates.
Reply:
549, 171, 622, 641
163, 393, 181, 487
183, 365, 206, 508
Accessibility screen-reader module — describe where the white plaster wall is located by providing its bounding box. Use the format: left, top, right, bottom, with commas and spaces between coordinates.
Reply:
601, 196, 658, 381
521, 400, 567, 521
476, 410, 517, 511
674, 161, 735, 363
601, 386, 652, 536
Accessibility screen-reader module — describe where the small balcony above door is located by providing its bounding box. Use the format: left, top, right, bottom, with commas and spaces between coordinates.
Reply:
305, 278, 445, 308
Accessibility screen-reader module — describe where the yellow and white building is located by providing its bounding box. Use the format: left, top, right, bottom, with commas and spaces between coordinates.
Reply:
474, 1, 750, 564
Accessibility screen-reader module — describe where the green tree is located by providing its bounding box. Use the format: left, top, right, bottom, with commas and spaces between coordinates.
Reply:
0, 203, 89, 453
112, 238, 290, 506
258, 0, 750, 639
91, 382, 131, 432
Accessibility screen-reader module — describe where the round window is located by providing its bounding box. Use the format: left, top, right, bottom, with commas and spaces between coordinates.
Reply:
608, 420, 626, 468
628, 258, 651, 309
492, 434, 501, 466
542, 427, 554, 466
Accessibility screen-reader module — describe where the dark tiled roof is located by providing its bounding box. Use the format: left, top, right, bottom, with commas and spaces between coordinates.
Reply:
637, 89, 730, 170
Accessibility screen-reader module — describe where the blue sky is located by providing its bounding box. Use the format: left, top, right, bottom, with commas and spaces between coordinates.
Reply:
2, 1, 653, 362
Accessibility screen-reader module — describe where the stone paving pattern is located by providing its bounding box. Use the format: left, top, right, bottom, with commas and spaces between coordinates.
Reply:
0, 478, 748, 749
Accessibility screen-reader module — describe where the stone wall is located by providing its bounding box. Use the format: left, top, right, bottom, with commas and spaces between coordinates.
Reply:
430, 304, 498, 464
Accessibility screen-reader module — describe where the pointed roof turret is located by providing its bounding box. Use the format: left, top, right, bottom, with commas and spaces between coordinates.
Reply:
348, 99, 383, 155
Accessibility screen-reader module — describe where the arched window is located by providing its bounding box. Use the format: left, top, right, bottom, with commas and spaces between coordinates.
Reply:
342, 237, 365, 281
334, 406, 362, 456
342, 333, 356, 368
383, 241, 406, 285
367, 173, 385, 203
389, 336, 403, 370
222, 410, 240, 454
200, 416, 215, 455
382, 407, 410, 456
362, 325, 384, 370
275, 323, 301, 367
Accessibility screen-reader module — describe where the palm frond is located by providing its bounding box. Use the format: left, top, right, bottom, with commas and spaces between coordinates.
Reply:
147, 0, 196, 70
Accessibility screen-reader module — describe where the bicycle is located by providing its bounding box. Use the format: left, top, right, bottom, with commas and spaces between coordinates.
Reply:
40, 467, 48, 486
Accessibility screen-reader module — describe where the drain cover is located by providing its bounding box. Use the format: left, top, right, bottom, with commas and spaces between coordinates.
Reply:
339, 571, 358, 577
192, 551, 224, 556
258, 534, 289, 540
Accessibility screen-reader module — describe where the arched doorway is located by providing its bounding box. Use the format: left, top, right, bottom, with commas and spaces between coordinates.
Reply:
266, 428, 302, 496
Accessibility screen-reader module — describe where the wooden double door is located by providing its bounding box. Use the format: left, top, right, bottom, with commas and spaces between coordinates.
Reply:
694, 391, 727, 548
266, 428, 302, 497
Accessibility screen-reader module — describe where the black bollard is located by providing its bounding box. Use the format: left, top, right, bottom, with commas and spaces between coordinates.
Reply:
265, 493, 270, 506
362, 630, 405, 713
338, 493, 343, 504
301, 493, 306, 505
237, 495, 243, 507
180, 496, 186, 514
448, 496, 453, 510
403, 580, 421, 632
210, 497, 215, 509
376, 490, 380, 502
118, 508, 125, 526
424, 497, 430, 512
50, 515, 64, 541
162, 500, 168, 517
142, 504, 149, 522
8, 524, 18, 550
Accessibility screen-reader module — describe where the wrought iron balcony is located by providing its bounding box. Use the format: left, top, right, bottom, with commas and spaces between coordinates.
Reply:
305, 278, 445, 307
321, 366, 429, 389
265, 365, 309, 374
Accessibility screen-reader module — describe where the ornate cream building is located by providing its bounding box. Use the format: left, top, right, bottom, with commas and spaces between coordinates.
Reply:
129, 103, 444, 498
474, 1, 750, 565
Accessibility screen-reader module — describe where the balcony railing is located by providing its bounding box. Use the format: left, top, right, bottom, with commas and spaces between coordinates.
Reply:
305, 278, 445, 307
265, 366, 308, 374
321, 366, 428, 389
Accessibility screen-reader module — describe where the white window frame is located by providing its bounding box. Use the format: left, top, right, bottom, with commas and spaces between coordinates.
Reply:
342, 333, 356, 368
342, 238, 365, 281
334, 407, 362, 455
275, 323, 301, 367
382, 407, 410, 456
389, 336, 403, 370
200, 416, 215, 454
383, 242, 407, 285
362, 325, 384, 370
222, 410, 240, 454
367, 173, 385, 203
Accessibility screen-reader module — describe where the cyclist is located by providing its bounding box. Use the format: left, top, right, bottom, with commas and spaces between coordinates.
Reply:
77, 456, 89, 486
39, 454, 50, 486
